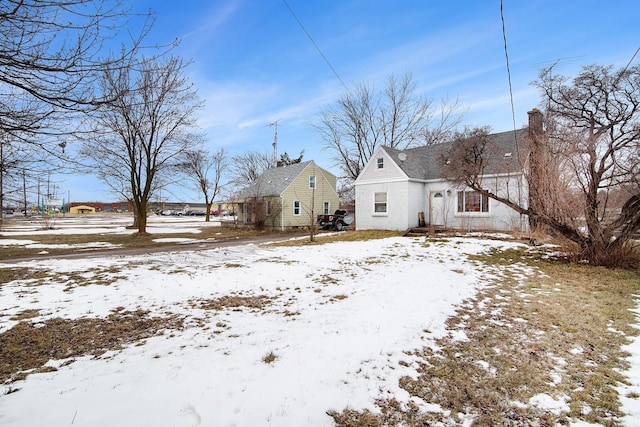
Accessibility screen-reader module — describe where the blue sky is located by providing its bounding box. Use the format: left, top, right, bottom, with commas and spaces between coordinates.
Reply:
65, 0, 640, 203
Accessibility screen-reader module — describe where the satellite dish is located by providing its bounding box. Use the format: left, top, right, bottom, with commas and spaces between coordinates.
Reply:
398, 152, 407, 162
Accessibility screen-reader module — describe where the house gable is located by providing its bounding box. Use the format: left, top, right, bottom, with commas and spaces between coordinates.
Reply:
280, 161, 340, 227
355, 146, 409, 184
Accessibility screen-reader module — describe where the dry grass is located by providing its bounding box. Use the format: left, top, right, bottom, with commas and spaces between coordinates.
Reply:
330, 246, 640, 426
0, 226, 286, 258
268, 230, 403, 247
0, 309, 183, 385
0, 267, 52, 287
194, 294, 275, 312
262, 351, 278, 364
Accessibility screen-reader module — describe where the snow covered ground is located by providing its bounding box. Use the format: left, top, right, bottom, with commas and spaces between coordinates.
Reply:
0, 217, 639, 426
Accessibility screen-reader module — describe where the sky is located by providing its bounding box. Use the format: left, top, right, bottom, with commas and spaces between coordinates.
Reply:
58, 0, 640, 203
4, 219, 640, 425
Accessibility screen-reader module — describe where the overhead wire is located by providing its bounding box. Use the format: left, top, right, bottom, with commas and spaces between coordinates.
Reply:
500, 0, 518, 140
281, 0, 349, 92
500, 0, 526, 234
621, 45, 640, 74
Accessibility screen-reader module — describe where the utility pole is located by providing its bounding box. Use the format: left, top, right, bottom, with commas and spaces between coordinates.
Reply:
23, 168, 27, 216
0, 138, 3, 228
267, 119, 282, 168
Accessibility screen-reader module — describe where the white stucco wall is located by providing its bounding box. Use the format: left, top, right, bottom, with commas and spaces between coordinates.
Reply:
355, 143, 529, 232
356, 175, 529, 232
355, 180, 411, 230
435, 175, 529, 232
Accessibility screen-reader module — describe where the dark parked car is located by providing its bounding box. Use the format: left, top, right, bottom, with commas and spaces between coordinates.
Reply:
317, 209, 354, 231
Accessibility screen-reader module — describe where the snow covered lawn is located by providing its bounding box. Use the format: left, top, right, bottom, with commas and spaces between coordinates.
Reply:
0, 232, 639, 426
0, 235, 522, 426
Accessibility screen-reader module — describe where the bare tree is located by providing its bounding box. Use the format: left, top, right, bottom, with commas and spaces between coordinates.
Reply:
80, 56, 203, 234
443, 64, 640, 266
229, 150, 273, 187
0, 0, 153, 226
315, 72, 465, 181
278, 150, 305, 166
180, 148, 228, 221
0, 0, 153, 139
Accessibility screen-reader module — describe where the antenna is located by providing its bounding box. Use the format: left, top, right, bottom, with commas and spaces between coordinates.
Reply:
267, 118, 282, 167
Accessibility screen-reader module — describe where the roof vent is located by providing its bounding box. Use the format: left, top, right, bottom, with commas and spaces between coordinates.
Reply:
398, 152, 407, 162
504, 152, 512, 158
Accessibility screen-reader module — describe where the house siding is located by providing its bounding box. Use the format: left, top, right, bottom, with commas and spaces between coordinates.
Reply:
280, 163, 340, 229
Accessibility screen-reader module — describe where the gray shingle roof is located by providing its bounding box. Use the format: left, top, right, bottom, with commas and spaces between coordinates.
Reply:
239, 161, 313, 198
383, 128, 527, 180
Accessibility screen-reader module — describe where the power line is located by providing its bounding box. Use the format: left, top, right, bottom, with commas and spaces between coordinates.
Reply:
281, 0, 349, 91
621, 45, 640, 74
500, 0, 518, 137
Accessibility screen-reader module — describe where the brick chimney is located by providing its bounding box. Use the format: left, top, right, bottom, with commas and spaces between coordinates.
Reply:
526, 108, 546, 229
527, 108, 544, 140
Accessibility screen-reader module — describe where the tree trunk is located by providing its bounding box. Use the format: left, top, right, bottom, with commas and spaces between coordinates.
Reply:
137, 199, 147, 234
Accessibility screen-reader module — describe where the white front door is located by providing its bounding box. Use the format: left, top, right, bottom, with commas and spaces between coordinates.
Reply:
430, 191, 445, 226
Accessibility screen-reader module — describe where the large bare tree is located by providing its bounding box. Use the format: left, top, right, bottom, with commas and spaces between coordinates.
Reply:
443, 64, 640, 266
0, 0, 153, 225
81, 56, 203, 234
315, 72, 464, 181
0, 0, 153, 139
180, 148, 228, 221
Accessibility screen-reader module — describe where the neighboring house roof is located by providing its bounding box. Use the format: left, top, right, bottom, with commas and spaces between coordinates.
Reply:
238, 160, 317, 199
381, 128, 527, 181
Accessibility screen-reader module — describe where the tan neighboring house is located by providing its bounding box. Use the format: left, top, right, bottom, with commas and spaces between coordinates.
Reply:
69, 205, 96, 214
234, 160, 340, 230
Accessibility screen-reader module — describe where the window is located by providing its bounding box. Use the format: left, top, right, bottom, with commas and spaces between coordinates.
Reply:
374, 192, 387, 213
265, 200, 272, 216
457, 190, 489, 213
323, 201, 330, 215
309, 175, 316, 189
377, 157, 384, 169
293, 200, 301, 216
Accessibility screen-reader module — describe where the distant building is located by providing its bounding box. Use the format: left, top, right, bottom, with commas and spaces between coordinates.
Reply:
69, 201, 132, 213
69, 205, 96, 214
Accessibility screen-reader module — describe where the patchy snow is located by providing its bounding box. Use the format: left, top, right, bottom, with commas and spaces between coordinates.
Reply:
0, 234, 506, 426
0, 239, 37, 246
0, 213, 223, 236
152, 237, 198, 244
529, 393, 570, 415
618, 307, 640, 425
1, 218, 640, 426
1, 241, 120, 250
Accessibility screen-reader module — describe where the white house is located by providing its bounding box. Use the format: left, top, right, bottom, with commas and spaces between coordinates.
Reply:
354, 110, 542, 232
